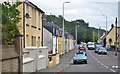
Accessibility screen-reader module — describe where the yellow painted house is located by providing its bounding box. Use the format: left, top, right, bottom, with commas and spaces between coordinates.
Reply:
58, 29, 63, 55
106, 26, 120, 48
58, 37, 63, 55
17, 0, 44, 48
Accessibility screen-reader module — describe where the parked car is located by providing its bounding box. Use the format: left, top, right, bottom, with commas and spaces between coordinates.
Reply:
94, 44, 102, 53
73, 51, 87, 64
98, 47, 107, 55
87, 44, 95, 50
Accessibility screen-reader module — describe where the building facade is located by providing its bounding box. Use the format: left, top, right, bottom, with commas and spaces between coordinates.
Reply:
106, 26, 120, 48
17, 0, 44, 48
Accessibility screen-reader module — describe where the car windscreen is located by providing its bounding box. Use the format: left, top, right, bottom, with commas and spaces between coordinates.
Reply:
76, 52, 84, 54
99, 47, 106, 50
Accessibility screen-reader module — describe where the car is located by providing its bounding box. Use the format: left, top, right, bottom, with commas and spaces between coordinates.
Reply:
94, 44, 102, 53
87, 44, 95, 50
78, 47, 86, 52
98, 47, 107, 55
79, 44, 83, 48
73, 51, 87, 64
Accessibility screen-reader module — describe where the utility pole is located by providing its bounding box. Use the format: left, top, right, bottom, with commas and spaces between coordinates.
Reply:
62, 2, 70, 54
93, 31, 94, 42
76, 25, 77, 44
115, 17, 117, 56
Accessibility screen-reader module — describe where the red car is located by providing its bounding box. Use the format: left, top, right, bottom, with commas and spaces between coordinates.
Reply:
78, 47, 86, 52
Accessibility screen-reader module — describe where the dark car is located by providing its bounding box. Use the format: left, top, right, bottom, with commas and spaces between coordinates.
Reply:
94, 44, 102, 53
73, 51, 87, 64
78, 47, 86, 52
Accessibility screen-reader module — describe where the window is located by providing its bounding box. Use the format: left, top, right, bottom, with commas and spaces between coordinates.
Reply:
31, 36, 36, 46
38, 13, 40, 28
32, 8, 34, 26
38, 37, 40, 46
34, 36, 36, 46
34, 10, 36, 26
31, 36, 34, 46
26, 4, 29, 13
26, 35, 29, 46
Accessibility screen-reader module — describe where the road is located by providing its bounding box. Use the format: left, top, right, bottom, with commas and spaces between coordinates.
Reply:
62, 45, 118, 72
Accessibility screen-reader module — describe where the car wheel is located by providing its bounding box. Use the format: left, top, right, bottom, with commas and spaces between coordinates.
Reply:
85, 61, 87, 64
73, 61, 76, 64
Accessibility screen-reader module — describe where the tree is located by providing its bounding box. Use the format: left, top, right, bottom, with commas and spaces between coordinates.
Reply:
2, 1, 21, 45
93, 31, 99, 42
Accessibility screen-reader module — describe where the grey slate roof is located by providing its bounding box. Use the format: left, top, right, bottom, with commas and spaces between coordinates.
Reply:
43, 20, 59, 36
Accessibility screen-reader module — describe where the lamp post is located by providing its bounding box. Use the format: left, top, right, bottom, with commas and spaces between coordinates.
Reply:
98, 27, 101, 43
63, 1, 70, 54
76, 22, 79, 45
102, 15, 107, 34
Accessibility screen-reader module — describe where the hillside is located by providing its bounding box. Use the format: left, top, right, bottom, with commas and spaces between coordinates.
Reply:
45, 15, 106, 43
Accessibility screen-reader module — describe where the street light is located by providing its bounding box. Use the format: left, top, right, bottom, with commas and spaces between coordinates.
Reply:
102, 15, 107, 34
98, 26, 101, 43
76, 22, 79, 44
63, 1, 70, 54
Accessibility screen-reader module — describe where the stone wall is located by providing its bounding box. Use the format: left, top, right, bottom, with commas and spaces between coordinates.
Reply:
2, 58, 19, 72
2, 45, 19, 73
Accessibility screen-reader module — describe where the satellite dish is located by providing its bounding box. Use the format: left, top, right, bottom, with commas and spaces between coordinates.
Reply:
25, 13, 31, 19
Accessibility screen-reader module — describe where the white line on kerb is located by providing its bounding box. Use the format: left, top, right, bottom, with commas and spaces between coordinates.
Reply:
110, 69, 116, 72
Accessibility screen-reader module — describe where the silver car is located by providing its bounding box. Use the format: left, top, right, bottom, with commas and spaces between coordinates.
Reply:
98, 47, 107, 55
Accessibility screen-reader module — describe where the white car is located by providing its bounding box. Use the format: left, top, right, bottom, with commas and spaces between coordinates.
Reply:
98, 47, 107, 55
87, 44, 95, 50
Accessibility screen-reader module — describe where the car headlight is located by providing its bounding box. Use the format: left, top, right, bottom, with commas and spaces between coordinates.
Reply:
73, 57, 76, 59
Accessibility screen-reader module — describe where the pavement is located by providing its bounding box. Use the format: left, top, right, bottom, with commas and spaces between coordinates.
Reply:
37, 48, 77, 72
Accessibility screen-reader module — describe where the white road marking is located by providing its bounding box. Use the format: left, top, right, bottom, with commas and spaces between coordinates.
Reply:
101, 63, 104, 66
88, 50, 117, 73
110, 69, 116, 72
104, 65, 109, 69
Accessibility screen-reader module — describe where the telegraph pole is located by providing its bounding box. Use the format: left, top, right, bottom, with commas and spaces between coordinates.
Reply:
115, 17, 117, 56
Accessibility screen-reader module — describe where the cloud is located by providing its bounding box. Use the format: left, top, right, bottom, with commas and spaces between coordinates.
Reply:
29, 0, 118, 30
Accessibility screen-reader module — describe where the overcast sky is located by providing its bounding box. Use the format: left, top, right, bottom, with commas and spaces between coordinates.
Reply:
2, 0, 119, 30
28, 0, 119, 31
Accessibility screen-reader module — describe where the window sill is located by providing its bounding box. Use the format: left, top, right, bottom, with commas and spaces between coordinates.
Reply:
31, 25, 37, 28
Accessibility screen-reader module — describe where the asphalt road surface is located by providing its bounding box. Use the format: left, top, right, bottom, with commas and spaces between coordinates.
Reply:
62, 45, 118, 72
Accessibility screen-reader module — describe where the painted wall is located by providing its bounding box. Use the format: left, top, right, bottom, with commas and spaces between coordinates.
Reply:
106, 27, 120, 46
17, 2, 44, 48
58, 37, 63, 55
43, 27, 53, 52
53, 36, 57, 54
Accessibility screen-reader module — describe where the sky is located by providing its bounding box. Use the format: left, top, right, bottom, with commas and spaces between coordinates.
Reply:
2, 0, 120, 30
28, 0, 119, 31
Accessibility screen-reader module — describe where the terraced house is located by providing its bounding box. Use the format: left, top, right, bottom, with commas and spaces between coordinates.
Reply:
17, 0, 44, 48
15, 0, 48, 72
